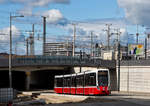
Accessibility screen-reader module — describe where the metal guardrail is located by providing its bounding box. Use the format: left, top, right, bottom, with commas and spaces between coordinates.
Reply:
0, 56, 116, 68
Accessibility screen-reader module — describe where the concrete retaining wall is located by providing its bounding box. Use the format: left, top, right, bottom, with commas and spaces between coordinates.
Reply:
119, 66, 150, 92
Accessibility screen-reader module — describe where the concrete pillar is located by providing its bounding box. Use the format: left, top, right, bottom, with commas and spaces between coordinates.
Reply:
25, 72, 31, 91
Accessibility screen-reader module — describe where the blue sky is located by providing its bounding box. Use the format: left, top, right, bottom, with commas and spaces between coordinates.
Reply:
0, 0, 125, 28
49, 0, 124, 20
0, 0, 149, 54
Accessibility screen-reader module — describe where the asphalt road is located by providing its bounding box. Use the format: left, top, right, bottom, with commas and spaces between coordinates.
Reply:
20, 91, 150, 106
44, 102, 147, 106
43, 94, 150, 106
43, 98, 150, 106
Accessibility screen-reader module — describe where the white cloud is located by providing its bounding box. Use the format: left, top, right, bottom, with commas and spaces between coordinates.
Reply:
0, 0, 70, 16
0, 25, 22, 53
11, 0, 69, 6
63, 18, 129, 45
0, 25, 20, 42
117, 0, 150, 26
30, 0, 69, 7
18, 6, 33, 16
0, 0, 4, 3
43, 9, 64, 24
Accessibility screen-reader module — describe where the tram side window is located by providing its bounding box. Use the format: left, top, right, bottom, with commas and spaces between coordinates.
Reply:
89, 73, 96, 86
67, 77, 71, 87
76, 75, 84, 87
71, 76, 76, 87
76, 77, 80, 87
63, 77, 67, 87
90, 73, 96, 86
80, 75, 84, 87
85, 74, 89, 87
85, 73, 96, 86
55, 78, 63, 87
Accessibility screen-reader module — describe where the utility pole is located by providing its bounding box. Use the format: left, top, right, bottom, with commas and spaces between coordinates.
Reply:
72, 24, 76, 57
127, 33, 129, 57
145, 34, 150, 59
118, 42, 121, 91
25, 24, 40, 56
136, 24, 139, 44
91, 31, 93, 57
82, 47, 85, 58
15, 42, 17, 55
117, 29, 121, 92
113, 28, 121, 92
147, 34, 150, 51
29, 24, 35, 55
80, 50, 82, 73
9, 13, 12, 88
26, 38, 29, 56
115, 29, 121, 47
145, 37, 147, 59
43, 16, 46, 55
104, 24, 112, 51
67, 39, 69, 56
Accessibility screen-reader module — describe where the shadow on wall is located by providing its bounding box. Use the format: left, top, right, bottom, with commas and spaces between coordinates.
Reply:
110, 69, 117, 91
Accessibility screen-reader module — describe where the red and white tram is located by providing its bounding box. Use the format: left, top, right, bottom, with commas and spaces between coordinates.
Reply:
54, 69, 111, 95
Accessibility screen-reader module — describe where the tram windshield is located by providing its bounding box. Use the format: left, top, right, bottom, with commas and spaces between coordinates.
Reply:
98, 71, 108, 86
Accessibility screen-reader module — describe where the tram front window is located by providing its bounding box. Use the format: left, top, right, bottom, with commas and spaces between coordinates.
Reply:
98, 71, 108, 86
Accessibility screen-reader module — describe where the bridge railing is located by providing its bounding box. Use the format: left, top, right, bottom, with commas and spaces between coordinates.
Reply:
0, 56, 116, 68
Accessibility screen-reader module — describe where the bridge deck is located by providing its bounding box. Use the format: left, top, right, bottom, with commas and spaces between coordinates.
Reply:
0, 56, 116, 69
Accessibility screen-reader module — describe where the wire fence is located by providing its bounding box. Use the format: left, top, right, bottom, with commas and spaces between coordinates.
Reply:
0, 88, 17, 103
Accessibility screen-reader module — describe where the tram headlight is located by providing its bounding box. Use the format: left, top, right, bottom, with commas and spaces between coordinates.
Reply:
102, 87, 105, 90
108, 86, 111, 90
97, 86, 100, 90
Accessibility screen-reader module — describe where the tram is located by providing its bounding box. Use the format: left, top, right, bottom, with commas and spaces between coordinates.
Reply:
54, 69, 111, 95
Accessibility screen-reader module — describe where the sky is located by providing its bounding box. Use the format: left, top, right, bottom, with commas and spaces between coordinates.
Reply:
0, 0, 149, 54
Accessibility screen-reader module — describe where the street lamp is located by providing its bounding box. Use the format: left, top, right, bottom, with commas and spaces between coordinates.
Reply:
9, 13, 24, 88
72, 23, 76, 57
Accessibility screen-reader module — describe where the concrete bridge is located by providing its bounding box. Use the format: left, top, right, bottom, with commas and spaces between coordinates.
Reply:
0, 56, 116, 69
0, 56, 116, 91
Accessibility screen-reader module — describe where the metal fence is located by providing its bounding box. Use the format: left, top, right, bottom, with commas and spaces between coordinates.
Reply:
0, 88, 16, 103
0, 56, 116, 69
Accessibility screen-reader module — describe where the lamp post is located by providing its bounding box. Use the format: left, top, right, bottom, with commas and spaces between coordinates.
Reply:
42, 16, 46, 55
72, 23, 76, 57
9, 13, 24, 88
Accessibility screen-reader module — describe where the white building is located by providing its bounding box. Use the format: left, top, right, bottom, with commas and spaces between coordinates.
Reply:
44, 42, 73, 56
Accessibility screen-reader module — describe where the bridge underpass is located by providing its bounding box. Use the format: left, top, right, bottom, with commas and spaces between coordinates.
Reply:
29, 69, 72, 90
0, 67, 73, 90
0, 71, 26, 90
